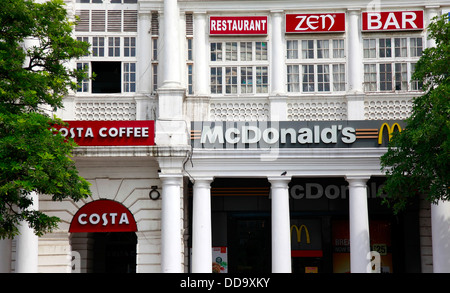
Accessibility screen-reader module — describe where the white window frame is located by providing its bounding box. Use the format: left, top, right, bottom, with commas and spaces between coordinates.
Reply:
286, 38, 346, 94
362, 34, 424, 92
209, 40, 269, 96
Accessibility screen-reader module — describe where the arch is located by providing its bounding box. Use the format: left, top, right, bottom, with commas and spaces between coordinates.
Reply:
69, 199, 137, 233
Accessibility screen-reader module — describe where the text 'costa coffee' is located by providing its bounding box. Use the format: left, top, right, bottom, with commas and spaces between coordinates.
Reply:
362, 11, 424, 31
57, 120, 155, 146
286, 13, 346, 33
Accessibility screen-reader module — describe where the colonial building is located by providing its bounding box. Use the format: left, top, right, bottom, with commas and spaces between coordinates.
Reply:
1, 0, 449, 273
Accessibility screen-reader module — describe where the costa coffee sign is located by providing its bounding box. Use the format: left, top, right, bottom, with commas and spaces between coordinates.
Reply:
57, 120, 155, 146
362, 11, 424, 31
209, 16, 268, 35
286, 13, 346, 33
69, 200, 137, 233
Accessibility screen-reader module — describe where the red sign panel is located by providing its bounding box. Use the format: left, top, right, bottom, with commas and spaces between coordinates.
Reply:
209, 16, 268, 35
362, 11, 424, 31
57, 120, 155, 146
286, 13, 346, 33
69, 200, 137, 233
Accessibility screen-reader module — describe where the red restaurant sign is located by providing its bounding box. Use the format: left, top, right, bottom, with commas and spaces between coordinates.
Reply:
362, 11, 424, 31
58, 120, 155, 146
69, 200, 137, 233
209, 16, 268, 35
286, 13, 346, 33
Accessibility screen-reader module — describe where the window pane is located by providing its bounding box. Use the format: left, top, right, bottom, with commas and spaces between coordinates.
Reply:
287, 65, 300, 92
225, 66, 237, 93
302, 65, 314, 92
317, 40, 329, 59
287, 40, 298, 59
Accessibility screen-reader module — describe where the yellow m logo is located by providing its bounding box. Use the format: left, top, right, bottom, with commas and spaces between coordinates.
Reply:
290, 224, 310, 244
378, 123, 402, 145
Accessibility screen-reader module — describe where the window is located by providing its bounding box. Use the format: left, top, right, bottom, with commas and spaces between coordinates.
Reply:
74, 7, 139, 95
74, 36, 137, 94
363, 36, 423, 92
124, 37, 136, 57
286, 38, 346, 93
91, 62, 121, 93
210, 41, 268, 95
123, 62, 136, 92
77, 62, 89, 92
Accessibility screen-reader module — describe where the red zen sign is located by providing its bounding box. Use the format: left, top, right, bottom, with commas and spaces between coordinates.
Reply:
286, 13, 346, 33
210, 16, 268, 35
69, 200, 137, 233
362, 11, 424, 31
58, 120, 155, 146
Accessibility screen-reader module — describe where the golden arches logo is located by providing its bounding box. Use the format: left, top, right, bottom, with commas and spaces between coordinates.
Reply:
290, 224, 310, 244
378, 123, 402, 145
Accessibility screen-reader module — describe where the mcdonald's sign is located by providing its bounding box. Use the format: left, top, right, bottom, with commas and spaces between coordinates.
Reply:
378, 122, 402, 145
291, 225, 311, 244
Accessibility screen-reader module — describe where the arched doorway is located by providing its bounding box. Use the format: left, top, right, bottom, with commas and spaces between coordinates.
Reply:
69, 200, 138, 273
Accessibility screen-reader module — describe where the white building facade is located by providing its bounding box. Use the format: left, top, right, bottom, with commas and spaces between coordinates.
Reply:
1, 0, 449, 273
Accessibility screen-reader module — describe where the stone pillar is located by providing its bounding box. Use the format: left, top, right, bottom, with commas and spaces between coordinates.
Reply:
15, 191, 39, 273
431, 201, 450, 273
269, 10, 287, 120
160, 174, 183, 273
269, 176, 291, 273
346, 9, 365, 120
191, 178, 213, 273
346, 176, 371, 273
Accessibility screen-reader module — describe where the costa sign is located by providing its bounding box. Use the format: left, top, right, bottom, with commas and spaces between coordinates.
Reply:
69, 200, 137, 233
209, 16, 268, 35
362, 11, 424, 31
286, 13, 346, 33
57, 120, 155, 146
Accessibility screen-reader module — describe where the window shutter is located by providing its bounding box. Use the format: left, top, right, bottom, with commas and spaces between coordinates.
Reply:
108, 10, 122, 32
123, 10, 138, 32
75, 10, 90, 32
91, 10, 106, 32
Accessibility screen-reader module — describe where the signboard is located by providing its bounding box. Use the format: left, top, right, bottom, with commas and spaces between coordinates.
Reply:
209, 16, 268, 35
57, 120, 155, 146
191, 120, 404, 149
362, 11, 424, 31
69, 200, 137, 233
290, 219, 322, 257
286, 13, 346, 33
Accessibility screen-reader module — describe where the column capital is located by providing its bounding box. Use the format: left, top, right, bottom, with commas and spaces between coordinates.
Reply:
268, 176, 291, 188
159, 174, 183, 185
345, 175, 370, 187
193, 177, 214, 188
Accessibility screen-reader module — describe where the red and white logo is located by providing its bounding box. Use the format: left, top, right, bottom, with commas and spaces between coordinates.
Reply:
362, 11, 424, 31
286, 13, 346, 33
69, 200, 137, 233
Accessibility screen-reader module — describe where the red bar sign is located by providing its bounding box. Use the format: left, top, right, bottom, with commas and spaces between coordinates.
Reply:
362, 11, 424, 31
209, 16, 268, 35
58, 120, 155, 146
286, 13, 346, 33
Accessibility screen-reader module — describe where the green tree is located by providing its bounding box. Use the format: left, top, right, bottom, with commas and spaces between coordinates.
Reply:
0, 0, 91, 239
380, 14, 450, 213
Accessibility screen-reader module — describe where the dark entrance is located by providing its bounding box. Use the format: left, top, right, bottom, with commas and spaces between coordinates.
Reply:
228, 215, 271, 273
92, 232, 137, 273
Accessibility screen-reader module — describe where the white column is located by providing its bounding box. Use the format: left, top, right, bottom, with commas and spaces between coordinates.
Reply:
346, 176, 370, 273
347, 9, 363, 94
160, 174, 183, 273
269, 176, 291, 273
162, 0, 181, 88
269, 10, 287, 121
346, 9, 365, 120
137, 11, 152, 94
15, 191, 39, 273
194, 12, 209, 96
191, 178, 213, 273
431, 201, 450, 273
